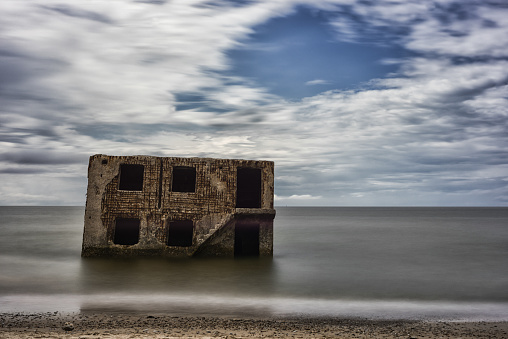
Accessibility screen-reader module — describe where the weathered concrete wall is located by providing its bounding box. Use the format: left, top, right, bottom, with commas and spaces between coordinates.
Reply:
82, 155, 275, 257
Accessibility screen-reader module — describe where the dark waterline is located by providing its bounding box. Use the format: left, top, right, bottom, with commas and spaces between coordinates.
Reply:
1, 206, 507, 320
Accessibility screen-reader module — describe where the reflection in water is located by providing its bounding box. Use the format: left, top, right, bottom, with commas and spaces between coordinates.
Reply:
79, 257, 275, 295
79, 257, 276, 314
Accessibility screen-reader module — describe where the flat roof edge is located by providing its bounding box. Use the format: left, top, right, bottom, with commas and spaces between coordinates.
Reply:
90, 154, 274, 164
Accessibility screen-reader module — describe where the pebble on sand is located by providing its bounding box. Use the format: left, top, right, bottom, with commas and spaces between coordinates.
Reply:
62, 322, 74, 331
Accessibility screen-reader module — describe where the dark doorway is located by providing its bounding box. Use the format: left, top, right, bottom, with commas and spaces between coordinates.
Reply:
118, 164, 144, 191
167, 220, 194, 247
113, 218, 140, 245
234, 221, 260, 256
172, 167, 196, 192
236, 167, 261, 208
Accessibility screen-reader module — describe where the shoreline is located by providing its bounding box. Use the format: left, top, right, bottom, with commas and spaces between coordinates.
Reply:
1, 312, 507, 338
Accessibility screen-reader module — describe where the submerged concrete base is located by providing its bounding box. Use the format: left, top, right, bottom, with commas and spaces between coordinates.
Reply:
82, 209, 275, 257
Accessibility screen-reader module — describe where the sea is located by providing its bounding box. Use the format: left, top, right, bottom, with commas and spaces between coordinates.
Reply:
1, 206, 507, 321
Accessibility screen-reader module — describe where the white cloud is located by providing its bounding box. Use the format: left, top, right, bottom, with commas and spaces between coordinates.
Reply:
275, 194, 322, 200
305, 79, 331, 86
407, 7, 508, 57
1, 0, 507, 205
0, 0, 297, 125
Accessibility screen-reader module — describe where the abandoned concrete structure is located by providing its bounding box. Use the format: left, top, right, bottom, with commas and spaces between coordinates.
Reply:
82, 155, 275, 257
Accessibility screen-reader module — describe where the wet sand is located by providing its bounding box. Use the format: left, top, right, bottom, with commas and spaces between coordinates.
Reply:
1, 312, 507, 338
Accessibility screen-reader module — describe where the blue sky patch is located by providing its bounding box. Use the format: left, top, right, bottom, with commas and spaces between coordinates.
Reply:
224, 7, 413, 99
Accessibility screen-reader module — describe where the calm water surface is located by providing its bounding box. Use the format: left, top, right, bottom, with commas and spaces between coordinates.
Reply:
1, 206, 507, 320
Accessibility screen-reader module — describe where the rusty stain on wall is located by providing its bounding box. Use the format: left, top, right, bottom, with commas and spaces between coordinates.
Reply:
82, 155, 275, 257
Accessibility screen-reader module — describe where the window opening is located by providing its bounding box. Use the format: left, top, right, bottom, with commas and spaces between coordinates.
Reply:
113, 218, 140, 245
234, 221, 260, 256
167, 220, 194, 247
118, 164, 144, 191
172, 167, 196, 192
236, 167, 261, 208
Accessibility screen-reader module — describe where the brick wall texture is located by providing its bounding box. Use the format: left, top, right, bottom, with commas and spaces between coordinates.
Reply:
82, 155, 275, 257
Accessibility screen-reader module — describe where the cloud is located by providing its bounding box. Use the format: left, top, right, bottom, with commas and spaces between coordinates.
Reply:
407, 3, 508, 57
40, 5, 114, 24
0, 168, 50, 174
0, 173, 87, 206
266, 54, 508, 204
305, 79, 331, 86
326, 0, 508, 58
0, 0, 296, 126
275, 194, 322, 200
0, 151, 85, 165
0, 0, 507, 206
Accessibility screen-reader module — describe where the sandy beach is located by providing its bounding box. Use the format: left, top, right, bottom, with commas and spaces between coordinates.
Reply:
1, 312, 507, 338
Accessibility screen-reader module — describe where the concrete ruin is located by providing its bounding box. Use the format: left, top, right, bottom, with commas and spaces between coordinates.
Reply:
82, 155, 275, 257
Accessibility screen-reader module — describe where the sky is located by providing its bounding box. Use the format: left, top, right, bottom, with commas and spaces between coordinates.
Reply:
1, 0, 507, 206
